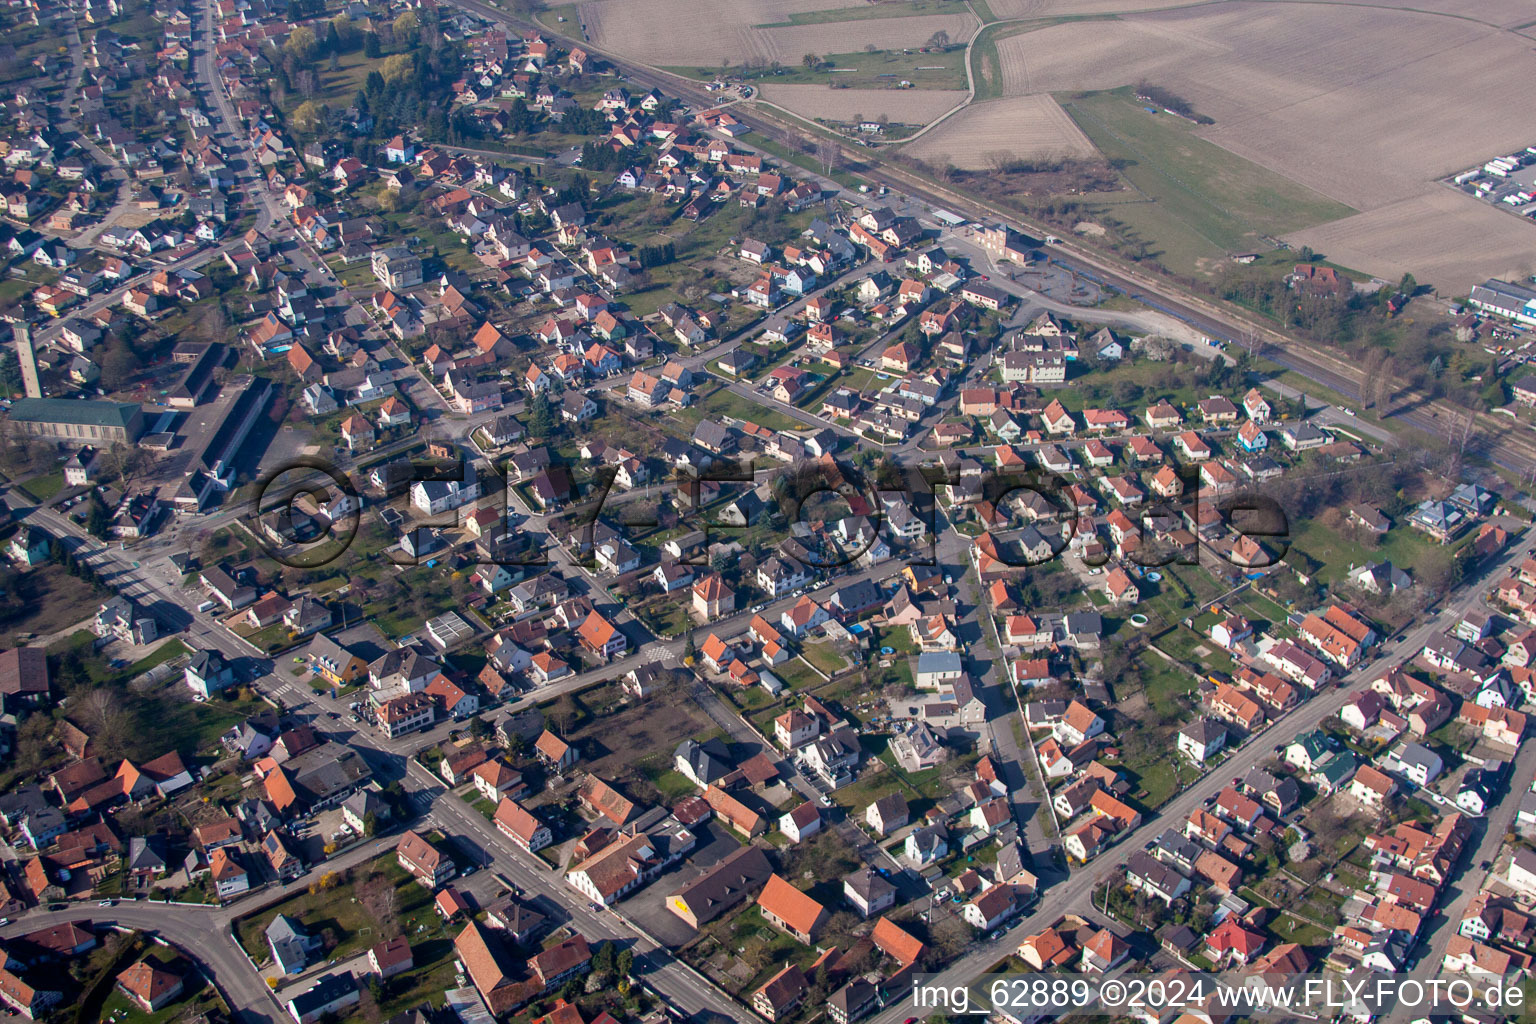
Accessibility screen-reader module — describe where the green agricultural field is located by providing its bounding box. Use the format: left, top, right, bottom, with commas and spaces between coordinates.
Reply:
753, 1, 959, 27
666, 46, 968, 91
1059, 88, 1356, 275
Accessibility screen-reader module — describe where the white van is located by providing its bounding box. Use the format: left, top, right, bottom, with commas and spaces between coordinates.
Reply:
196, 600, 216, 613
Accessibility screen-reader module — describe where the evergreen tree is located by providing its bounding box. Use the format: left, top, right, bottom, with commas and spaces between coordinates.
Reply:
85, 493, 109, 539
507, 98, 531, 133
591, 941, 615, 976
363, 31, 381, 58
0, 349, 21, 398
527, 392, 554, 437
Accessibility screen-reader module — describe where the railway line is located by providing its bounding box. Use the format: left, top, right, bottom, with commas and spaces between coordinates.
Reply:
455, 0, 1536, 477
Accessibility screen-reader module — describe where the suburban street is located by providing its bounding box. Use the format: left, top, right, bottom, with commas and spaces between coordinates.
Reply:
0, 832, 407, 1024
863, 532, 1536, 1024
2, 1, 1527, 1020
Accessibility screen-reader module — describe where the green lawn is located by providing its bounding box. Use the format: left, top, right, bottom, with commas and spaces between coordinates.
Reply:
1117, 747, 1191, 810
1232, 589, 1290, 630
969, 22, 1008, 102
634, 595, 691, 638
875, 624, 918, 656
19, 471, 65, 502
146, 691, 266, 762
129, 638, 190, 674
1059, 88, 1357, 275
1141, 660, 1199, 721
697, 387, 806, 433
775, 657, 823, 690
236, 857, 441, 964
535, 3, 580, 31
801, 641, 848, 676
827, 760, 910, 816
1286, 515, 1445, 586
0, 276, 34, 307
739, 132, 867, 191
647, 767, 701, 803
98, 947, 225, 1024
1156, 628, 1236, 676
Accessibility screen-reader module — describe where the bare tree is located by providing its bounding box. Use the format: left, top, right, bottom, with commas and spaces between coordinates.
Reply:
815, 138, 840, 176
1358, 349, 1386, 407
926, 29, 951, 49
196, 302, 230, 346
355, 984, 383, 1024
81, 689, 127, 750
1374, 357, 1396, 411
358, 871, 399, 938
1450, 407, 1478, 456
1240, 323, 1266, 360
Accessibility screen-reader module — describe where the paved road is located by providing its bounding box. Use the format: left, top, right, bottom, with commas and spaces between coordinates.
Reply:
59, 17, 136, 249
862, 534, 1535, 1024
405, 764, 741, 1022
469, 0, 1536, 478
0, 833, 404, 1024
11, 461, 913, 1024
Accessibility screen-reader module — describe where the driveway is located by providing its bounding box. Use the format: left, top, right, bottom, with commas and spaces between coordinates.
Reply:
618, 820, 742, 948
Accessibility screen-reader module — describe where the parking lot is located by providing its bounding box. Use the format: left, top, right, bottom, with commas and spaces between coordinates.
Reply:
616, 820, 747, 948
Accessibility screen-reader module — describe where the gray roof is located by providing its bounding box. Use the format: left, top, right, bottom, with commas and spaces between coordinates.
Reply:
484, 893, 547, 937
342, 789, 384, 819
675, 738, 732, 785
1181, 717, 1227, 744
908, 824, 947, 855
187, 648, 225, 677
1127, 850, 1189, 893
831, 578, 881, 611
995, 839, 1028, 881
843, 865, 895, 902
830, 980, 877, 1018
1063, 611, 1102, 637
287, 973, 355, 1015
1152, 830, 1203, 868
7, 397, 140, 428
266, 913, 310, 945
916, 651, 962, 676
951, 675, 982, 708
126, 835, 166, 871
692, 420, 732, 449
286, 742, 372, 803
869, 792, 908, 822
667, 845, 773, 926
1472, 279, 1536, 306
